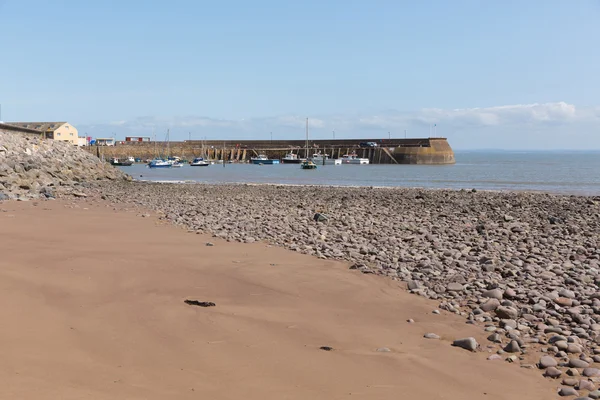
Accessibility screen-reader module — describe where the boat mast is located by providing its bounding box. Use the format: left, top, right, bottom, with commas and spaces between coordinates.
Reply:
305, 118, 308, 159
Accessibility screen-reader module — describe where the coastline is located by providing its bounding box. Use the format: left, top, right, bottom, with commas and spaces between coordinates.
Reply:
0, 198, 553, 399
129, 177, 599, 197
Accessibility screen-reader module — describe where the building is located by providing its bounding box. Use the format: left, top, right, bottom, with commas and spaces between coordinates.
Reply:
7, 122, 79, 145
125, 136, 151, 142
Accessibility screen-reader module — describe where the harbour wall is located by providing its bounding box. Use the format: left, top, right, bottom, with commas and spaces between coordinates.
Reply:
85, 138, 456, 165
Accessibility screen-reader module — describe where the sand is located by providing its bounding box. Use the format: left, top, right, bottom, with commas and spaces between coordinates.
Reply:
0, 199, 554, 399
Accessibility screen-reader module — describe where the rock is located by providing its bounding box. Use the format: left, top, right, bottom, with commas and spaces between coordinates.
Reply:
407, 319, 415, 323
563, 378, 579, 386
376, 347, 391, 352
481, 298, 501, 312
545, 367, 563, 378
568, 344, 584, 354
407, 280, 420, 290
503, 340, 521, 353
424, 333, 440, 339
487, 333, 502, 343
539, 356, 558, 369
432, 310, 440, 315
584, 368, 600, 377
0, 192, 8, 201
487, 354, 502, 360
579, 380, 595, 391
589, 390, 600, 399
205, 242, 214, 247
482, 288, 504, 300
446, 282, 464, 292
558, 387, 579, 397
320, 346, 334, 351
452, 337, 478, 352
495, 306, 519, 319
570, 359, 590, 368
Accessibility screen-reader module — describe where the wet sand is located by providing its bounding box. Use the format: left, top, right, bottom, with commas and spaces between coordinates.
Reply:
0, 199, 553, 399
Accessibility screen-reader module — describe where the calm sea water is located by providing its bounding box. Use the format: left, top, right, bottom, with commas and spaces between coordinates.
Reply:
118, 151, 600, 195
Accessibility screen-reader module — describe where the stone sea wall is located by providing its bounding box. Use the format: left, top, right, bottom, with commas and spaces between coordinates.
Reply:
0, 131, 129, 200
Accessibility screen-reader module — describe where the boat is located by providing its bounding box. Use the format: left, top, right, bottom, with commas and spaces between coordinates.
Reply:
148, 158, 172, 168
109, 157, 133, 166
301, 118, 317, 170
190, 157, 210, 166
281, 152, 302, 164
340, 153, 369, 165
127, 156, 135, 163
300, 159, 317, 169
250, 154, 280, 165
311, 152, 341, 166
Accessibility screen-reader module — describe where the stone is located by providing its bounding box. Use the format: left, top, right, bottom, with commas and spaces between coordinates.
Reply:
446, 282, 464, 292
545, 367, 563, 378
205, 242, 214, 247
424, 333, 440, 339
568, 344, 584, 354
558, 387, 579, 397
487, 354, 502, 361
481, 298, 501, 312
584, 368, 600, 377
503, 340, 521, 353
376, 347, 391, 352
482, 288, 504, 300
589, 390, 600, 399
539, 355, 558, 369
579, 380, 595, 391
495, 306, 519, 319
452, 337, 478, 352
570, 359, 590, 369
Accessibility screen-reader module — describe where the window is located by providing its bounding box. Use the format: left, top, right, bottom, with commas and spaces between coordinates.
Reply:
70, 133, 73, 136
57, 133, 61, 136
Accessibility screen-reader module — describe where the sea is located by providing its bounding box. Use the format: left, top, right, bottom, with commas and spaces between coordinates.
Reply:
118, 150, 600, 195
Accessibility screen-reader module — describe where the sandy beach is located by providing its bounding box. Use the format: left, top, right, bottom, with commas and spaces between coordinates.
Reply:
0, 198, 554, 399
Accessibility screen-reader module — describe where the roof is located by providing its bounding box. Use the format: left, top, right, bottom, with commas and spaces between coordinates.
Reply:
6, 122, 67, 132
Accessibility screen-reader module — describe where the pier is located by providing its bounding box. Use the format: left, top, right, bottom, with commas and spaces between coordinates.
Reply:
88, 138, 456, 165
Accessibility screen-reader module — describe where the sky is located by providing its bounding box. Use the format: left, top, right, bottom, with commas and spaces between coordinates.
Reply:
1, 0, 599, 149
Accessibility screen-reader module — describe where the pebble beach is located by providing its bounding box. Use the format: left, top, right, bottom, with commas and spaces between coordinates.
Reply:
96, 180, 600, 397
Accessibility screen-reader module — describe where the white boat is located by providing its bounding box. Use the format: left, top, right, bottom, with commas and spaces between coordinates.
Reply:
148, 158, 172, 168
190, 157, 210, 166
341, 153, 369, 165
127, 156, 135, 163
311, 152, 341, 165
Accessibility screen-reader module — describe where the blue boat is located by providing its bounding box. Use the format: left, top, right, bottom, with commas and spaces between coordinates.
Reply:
250, 154, 280, 165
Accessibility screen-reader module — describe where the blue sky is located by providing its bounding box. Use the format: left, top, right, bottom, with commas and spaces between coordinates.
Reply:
1, 0, 599, 149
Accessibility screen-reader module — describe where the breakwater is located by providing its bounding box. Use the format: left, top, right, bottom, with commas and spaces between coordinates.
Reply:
86, 138, 456, 165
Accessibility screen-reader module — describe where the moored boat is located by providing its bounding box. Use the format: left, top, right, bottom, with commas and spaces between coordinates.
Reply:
109, 157, 133, 166
251, 155, 280, 165
190, 157, 210, 166
311, 152, 341, 165
281, 152, 302, 164
300, 159, 317, 169
340, 153, 369, 165
148, 158, 172, 168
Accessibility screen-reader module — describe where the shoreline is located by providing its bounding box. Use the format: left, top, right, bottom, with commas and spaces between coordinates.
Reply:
129, 177, 599, 198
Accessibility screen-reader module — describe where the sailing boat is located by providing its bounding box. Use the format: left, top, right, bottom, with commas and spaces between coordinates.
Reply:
148, 129, 173, 168
301, 118, 317, 170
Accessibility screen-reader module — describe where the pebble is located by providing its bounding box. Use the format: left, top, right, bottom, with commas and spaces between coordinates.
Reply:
558, 387, 579, 397
424, 333, 440, 339
545, 367, 563, 378
589, 390, 600, 399
452, 337, 478, 352
539, 355, 558, 369
584, 368, 600, 377
503, 340, 521, 353
570, 359, 591, 368
376, 347, 391, 352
